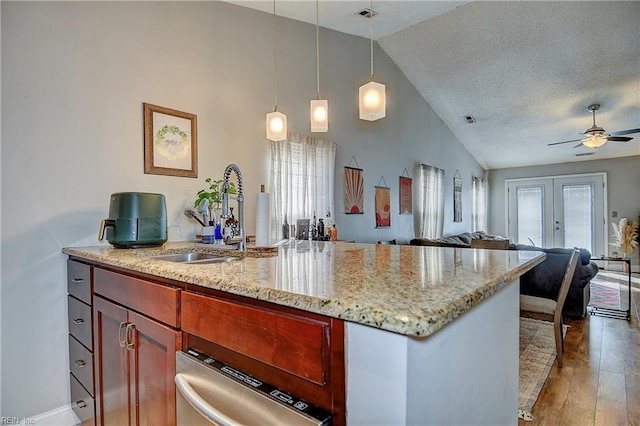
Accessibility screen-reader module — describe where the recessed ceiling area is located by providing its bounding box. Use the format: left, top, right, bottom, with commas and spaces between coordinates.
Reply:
224, 1, 640, 170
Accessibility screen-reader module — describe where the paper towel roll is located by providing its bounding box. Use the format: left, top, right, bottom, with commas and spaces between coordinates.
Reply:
255, 190, 270, 247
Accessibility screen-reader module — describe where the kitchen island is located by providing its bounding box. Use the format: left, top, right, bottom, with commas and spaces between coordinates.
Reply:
64, 240, 544, 425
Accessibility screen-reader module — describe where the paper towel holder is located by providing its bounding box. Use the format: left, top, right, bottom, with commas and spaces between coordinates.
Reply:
255, 184, 270, 247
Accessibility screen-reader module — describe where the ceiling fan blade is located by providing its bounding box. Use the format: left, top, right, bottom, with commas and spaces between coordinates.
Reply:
572, 142, 584, 148
547, 138, 583, 146
609, 128, 640, 136
606, 136, 633, 142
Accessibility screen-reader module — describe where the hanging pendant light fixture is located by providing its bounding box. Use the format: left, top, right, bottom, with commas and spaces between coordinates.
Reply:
310, 0, 328, 132
359, 0, 386, 121
266, 0, 287, 141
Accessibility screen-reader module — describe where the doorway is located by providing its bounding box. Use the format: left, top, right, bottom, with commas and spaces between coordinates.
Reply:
506, 173, 606, 254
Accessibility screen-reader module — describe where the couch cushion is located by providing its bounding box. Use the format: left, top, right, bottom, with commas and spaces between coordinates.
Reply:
470, 239, 510, 249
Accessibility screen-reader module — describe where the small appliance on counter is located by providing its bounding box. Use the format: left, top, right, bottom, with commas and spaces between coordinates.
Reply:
98, 192, 167, 248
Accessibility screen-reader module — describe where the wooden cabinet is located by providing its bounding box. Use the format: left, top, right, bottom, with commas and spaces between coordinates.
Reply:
93, 269, 181, 426
67, 260, 95, 425
182, 290, 345, 424
67, 257, 344, 425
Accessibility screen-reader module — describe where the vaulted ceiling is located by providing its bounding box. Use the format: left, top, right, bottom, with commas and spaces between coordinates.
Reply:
225, 1, 640, 170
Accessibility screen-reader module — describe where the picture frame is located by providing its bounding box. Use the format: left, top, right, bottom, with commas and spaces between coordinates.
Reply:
375, 186, 391, 228
144, 103, 198, 178
344, 166, 364, 214
453, 176, 463, 222
399, 175, 413, 214
296, 219, 310, 240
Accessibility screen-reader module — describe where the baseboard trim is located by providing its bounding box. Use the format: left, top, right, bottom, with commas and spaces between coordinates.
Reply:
29, 404, 79, 426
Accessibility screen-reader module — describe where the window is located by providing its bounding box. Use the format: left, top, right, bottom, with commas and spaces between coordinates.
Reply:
416, 164, 445, 239
269, 134, 336, 240
472, 177, 488, 232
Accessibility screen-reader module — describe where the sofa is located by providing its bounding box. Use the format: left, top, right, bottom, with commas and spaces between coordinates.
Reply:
410, 232, 599, 318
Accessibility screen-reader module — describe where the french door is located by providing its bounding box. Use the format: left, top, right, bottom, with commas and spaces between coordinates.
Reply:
507, 173, 606, 254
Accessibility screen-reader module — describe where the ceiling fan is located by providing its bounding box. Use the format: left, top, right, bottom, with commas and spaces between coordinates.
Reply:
547, 104, 640, 149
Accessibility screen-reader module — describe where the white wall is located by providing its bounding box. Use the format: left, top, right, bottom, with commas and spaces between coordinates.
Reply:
0, 1, 483, 417
488, 156, 640, 266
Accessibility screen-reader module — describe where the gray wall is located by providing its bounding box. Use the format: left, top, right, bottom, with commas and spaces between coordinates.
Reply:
1, 1, 483, 417
488, 156, 640, 266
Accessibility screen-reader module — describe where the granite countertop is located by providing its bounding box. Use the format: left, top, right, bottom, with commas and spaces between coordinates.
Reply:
63, 241, 545, 337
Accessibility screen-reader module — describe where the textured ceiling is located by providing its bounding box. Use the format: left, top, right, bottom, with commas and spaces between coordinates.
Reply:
225, 1, 640, 170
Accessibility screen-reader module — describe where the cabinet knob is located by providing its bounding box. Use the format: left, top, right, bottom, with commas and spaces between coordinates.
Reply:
74, 359, 86, 368
72, 318, 85, 325
75, 400, 87, 409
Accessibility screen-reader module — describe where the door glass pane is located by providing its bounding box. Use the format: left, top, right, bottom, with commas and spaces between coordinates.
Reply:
517, 187, 543, 246
563, 184, 592, 252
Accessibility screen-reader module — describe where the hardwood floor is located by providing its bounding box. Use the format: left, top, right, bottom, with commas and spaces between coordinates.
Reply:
520, 273, 640, 425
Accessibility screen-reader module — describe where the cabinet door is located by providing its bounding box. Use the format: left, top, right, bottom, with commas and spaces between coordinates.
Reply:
128, 311, 181, 426
94, 296, 131, 426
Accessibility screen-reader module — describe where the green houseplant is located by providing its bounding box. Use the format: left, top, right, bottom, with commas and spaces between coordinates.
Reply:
194, 178, 236, 224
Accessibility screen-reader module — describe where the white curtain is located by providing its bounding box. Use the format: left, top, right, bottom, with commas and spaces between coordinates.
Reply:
269, 134, 336, 240
415, 164, 445, 239
472, 177, 488, 232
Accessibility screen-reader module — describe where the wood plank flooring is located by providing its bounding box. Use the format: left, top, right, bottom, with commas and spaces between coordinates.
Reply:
520, 273, 640, 425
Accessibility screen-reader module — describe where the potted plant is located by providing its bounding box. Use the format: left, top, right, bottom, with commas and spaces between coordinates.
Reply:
194, 177, 236, 225
611, 217, 639, 259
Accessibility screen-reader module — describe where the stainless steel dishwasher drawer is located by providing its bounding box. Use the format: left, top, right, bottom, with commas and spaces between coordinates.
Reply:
175, 350, 331, 425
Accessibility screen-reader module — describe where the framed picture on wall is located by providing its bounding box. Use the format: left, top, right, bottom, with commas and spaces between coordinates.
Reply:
144, 103, 198, 178
344, 166, 364, 214
453, 175, 462, 222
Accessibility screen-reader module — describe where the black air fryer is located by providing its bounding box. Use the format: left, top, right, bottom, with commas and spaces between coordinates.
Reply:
98, 192, 167, 248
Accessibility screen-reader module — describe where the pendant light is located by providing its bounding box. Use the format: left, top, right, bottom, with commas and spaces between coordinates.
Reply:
266, 0, 287, 141
310, 0, 328, 132
359, 0, 386, 121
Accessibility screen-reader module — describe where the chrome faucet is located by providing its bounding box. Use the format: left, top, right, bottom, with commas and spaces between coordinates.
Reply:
221, 163, 246, 251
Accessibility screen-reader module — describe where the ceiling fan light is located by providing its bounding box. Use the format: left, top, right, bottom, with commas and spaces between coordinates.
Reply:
310, 99, 328, 132
266, 110, 287, 141
582, 135, 607, 148
359, 80, 386, 121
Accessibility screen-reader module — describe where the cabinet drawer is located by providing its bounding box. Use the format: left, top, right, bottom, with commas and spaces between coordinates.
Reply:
70, 374, 95, 426
68, 260, 92, 305
69, 335, 94, 396
94, 268, 180, 328
182, 292, 329, 385
68, 296, 93, 350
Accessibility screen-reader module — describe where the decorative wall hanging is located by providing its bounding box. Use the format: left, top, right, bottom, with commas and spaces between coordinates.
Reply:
375, 176, 391, 228
399, 168, 413, 214
453, 169, 462, 222
344, 156, 364, 214
144, 103, 197, 178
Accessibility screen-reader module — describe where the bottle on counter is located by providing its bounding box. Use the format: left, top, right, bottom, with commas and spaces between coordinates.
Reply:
282, 214, 290, 239
317, 219, 325, 239
330, 224, 338, 241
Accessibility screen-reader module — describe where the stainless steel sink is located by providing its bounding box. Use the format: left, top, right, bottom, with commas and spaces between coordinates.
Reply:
149, 252, 240, 264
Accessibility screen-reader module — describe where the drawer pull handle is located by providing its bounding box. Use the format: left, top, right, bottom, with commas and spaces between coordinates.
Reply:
119, 322, 128, 348
75, 400, 87, 409
72, 318, 85, 325
126, 323, 136, 351
74, 359, 86, 368
72, 278, 84, 283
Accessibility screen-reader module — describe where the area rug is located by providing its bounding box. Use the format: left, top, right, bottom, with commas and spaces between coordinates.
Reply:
519, 317, 566, 421
588, 269, 631, 311
588, 281, 621, 309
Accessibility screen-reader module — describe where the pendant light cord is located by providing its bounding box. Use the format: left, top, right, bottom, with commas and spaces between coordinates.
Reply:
369, 0, 374, 79
273, 0, 278, 110
316, 0, 320, 97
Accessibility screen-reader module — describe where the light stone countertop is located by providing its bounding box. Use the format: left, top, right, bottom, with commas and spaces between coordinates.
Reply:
63, 241, 545, 337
